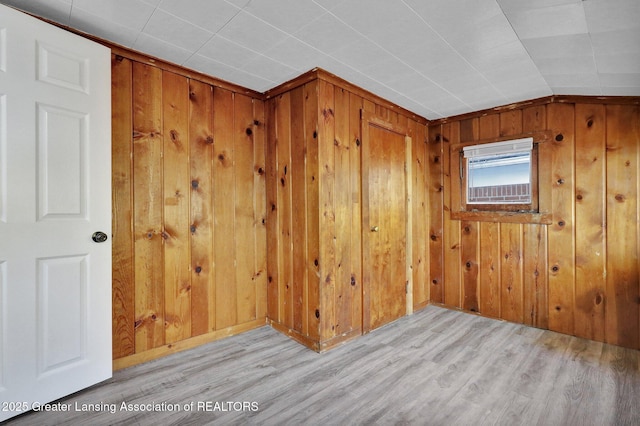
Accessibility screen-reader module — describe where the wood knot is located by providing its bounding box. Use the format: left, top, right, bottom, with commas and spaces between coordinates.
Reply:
551, 265, 559, 273
206, 136, 214, 144
615, 194, 625, 202
268, 276, 273, 283
218, 153, 225, 161
170, 129, 179, 143
246, 127, 253, 136
257, 167, 264, 175
558, 220, 565, 227
313, 130, 317, 139
587, 119, 594, 128
555, 133, 564, 142
315, 309, 320, 319
190, 225, 196, 233
434, 156, 440, 164
557, 178, 564, 185
314, 259, 319, 267
463, 226, 470, 233
191, 180, 199, 189
595, 293, 603, 305
253, 119, 260, 126
576, 194, 583, 201
322, 108, 334, 119
356, 138, 361, 147
195, 266, 202, 274
430, 234, 437, 241
280, 177, 286, 187
432, 279, 438, 285
555, 306, 561, 311
465, 261, 472, 269
435, 134, 441, 142
351, 276, 356, 286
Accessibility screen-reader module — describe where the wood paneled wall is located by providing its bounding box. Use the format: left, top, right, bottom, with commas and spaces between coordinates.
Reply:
428, 99, 640, 350
265, 70, 428, 351
111, 53, 267, 368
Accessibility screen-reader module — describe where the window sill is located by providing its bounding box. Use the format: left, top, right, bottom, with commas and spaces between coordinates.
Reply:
451, 210, 553, 225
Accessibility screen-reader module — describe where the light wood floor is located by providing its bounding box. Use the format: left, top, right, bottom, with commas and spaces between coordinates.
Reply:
6, 305, 640, 426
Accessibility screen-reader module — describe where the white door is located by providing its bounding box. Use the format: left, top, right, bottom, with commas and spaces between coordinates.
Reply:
0, 5, 112, 422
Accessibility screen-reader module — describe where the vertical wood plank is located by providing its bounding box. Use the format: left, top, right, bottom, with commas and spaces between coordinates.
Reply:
253, 99, 268, 321
162, 71, 191, 344
132, 62, 164, 352
605, 104, 639, 349
547, 103, 576, 336
234, 94, 257, 324
318, 79, 336, 340
500, 223, 524, 323
499, 110, 523, 137
412, 120, 428, 309
276, 92, 293, 329
111, 55, 135, 358
349, 93, 363, 331
461, 220, 479, 312
290, 86, 306, 333
265, 98, 280, 323
428, 124, 444, 304
574, 103, 606, 342
443, 122, 461, 308
334, 86, 353, 336
305, 81, 320, 339
479, 222, 501, 318
213, 87, 237, 330
188, 79, 215, 336
523, 224, 548, 329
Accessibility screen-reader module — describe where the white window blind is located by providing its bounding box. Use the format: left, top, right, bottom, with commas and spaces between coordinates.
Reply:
463, 137, 533, 159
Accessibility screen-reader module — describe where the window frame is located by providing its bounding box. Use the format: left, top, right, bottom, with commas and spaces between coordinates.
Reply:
461, 139, 539, 213
449, 132, 553, 225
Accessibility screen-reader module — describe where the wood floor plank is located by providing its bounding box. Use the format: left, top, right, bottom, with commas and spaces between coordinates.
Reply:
6, 306, 640, 426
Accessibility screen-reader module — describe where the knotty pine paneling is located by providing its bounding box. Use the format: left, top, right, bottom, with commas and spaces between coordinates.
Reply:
111, 55, 135, 359
111, 54, 267, 368
428, 125, 444, 304
429, 99, 640, 350
605, 105, 640, 349
266, 72, 428, 351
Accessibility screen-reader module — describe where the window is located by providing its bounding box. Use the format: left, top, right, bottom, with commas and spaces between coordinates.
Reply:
461, 137, 538, 213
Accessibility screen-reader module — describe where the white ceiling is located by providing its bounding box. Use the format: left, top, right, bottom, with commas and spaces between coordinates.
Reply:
2, 0, 639, 119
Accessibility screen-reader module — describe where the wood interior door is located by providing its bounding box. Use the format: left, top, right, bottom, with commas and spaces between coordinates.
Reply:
362, 111, 411, 332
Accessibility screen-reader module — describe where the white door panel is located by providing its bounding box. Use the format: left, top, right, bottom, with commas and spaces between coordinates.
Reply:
0, 4, 111, 422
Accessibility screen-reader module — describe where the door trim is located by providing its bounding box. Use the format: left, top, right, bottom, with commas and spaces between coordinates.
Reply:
361, 110, 413, 333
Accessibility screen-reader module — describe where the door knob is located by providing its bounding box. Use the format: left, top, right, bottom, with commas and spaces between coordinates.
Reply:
92, 231, 108, 243
371, 226, 379, 232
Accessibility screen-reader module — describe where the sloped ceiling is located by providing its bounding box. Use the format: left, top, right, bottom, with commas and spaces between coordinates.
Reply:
2, 0, 639, 119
